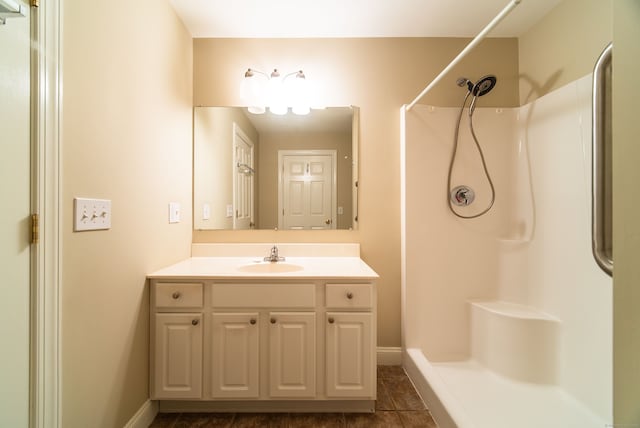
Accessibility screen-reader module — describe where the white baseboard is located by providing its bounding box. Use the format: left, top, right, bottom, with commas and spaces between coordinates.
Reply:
124, 399, 158, 428
377, 346, 402, 365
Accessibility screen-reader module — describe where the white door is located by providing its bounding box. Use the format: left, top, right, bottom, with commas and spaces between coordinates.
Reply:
326, 312, 374, 398
153, 313, 203, 399
210, 312, 259, 398
0, 6, 32, 426
268, 312, 316, 398
279, 151, 336, 230
233, 124, 255, 229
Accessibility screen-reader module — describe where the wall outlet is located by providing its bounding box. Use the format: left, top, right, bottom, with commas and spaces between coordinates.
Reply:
74, 198, 112, 231
169, 202, 181, 223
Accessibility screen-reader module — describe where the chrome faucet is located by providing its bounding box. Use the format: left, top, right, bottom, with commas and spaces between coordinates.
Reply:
264, 245, 285, 262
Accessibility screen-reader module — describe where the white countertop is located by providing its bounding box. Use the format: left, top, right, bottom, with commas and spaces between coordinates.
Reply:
147, 256, 379, 280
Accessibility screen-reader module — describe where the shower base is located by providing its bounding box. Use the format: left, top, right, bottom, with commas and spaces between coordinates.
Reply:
403, 348, 607, 428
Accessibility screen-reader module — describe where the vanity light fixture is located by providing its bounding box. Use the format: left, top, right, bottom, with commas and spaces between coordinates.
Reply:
240, 68, 310, 116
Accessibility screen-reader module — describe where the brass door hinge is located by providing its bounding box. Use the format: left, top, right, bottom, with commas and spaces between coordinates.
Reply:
31, 214, 39, 244
31, 0, 39, 8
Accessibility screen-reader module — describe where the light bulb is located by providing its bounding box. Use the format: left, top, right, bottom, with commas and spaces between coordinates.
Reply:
240, 68, 266, 114
291, 71, 310, 115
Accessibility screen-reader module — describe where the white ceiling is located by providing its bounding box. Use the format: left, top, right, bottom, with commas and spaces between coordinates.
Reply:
169, 0, 562, 39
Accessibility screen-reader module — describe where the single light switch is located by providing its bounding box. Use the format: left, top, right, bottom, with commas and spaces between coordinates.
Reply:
74, 197, 112, 231
169, 202, 180, 223
203, 203, 211, 220
226, 204, 234, 218
338, 206, 344, 215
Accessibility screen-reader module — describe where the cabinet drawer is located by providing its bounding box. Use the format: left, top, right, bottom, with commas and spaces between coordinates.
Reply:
326, 284, 372, 308
155, 283, 203, 308
212, 283, 316, 308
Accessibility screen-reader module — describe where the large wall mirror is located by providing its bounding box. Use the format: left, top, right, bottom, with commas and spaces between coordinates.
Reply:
194, 106, 359, 230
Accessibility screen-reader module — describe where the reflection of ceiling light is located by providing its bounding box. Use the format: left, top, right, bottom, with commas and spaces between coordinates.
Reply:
240, 67, 310, 116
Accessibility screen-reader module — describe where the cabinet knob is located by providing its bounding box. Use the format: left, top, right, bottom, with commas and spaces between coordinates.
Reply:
172, 291, 181, 299
270, 318, 277, 324
191, 319, 199, 326
346, 292, 353, 299
328, 317, 335, 324
250, 318, 257, 325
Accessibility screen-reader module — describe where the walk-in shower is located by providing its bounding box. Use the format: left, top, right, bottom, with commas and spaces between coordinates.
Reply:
448, 75, 497, 218
401, 71, 613, 427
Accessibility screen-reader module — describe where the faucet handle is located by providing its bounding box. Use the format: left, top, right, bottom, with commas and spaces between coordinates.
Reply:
264, 245, 283, 262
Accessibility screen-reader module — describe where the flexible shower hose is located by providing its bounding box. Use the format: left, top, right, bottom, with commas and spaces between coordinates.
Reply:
447, 92, 496, 219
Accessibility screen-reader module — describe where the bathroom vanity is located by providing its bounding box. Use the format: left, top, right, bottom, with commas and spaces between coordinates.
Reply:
147, 244, 378, 412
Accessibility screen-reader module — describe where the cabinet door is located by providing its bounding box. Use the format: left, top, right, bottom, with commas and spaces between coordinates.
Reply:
153, 313, 203, 399
210, 312, 259, 398
269, 312, 316, 398
326, 312, 374, 398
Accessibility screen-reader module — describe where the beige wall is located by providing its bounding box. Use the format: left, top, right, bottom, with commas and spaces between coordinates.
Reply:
61, 1, 193, 427
258, 131, 352, 229
612, 1, 640, 424
192, 38, 519, 347
518, 0, 612, 104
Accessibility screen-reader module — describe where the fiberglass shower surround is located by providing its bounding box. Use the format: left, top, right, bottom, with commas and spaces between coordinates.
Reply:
400, 74, 612, 428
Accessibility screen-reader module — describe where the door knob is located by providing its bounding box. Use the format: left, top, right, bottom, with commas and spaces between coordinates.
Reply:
325, 219, 332, 225
191, 319, 199, 326
328, 317, 335, 324
250, 318, 257, 325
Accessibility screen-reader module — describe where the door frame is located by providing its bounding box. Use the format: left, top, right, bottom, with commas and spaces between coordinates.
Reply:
30, 0, 61, 427
277, 149, 337, 230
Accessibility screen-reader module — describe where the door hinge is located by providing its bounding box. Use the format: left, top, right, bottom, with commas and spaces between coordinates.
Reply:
31, 0, 39, 8
31, 214, 40, 244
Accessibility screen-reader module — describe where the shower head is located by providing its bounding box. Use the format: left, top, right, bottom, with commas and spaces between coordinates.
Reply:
472, 75, 497, 97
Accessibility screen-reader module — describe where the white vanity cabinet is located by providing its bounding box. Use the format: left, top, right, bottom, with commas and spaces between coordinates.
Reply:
208, 282, 318, 400
148, 253, 378, 412
209, 312, 259, 398
268, 311, 317, 398
208, 310, 317, 399
325, 283, 375, 398
151, 283, 204, 399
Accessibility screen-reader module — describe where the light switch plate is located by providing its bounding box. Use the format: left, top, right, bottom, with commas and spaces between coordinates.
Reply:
169, 202, 181, 223
202, 203, 210, 220
74, 198, 111, 231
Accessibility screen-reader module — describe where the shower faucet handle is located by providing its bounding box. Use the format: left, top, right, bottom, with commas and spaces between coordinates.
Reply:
451, 186, 475, 206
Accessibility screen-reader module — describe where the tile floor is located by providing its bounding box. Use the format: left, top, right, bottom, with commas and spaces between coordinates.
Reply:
149, 366, 438, 427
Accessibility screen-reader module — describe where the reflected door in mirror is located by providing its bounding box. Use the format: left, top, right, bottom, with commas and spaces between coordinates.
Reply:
280, 151, 336, 230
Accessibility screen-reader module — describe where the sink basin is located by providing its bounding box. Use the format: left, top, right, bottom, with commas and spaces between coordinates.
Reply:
236, 262, 304, 274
